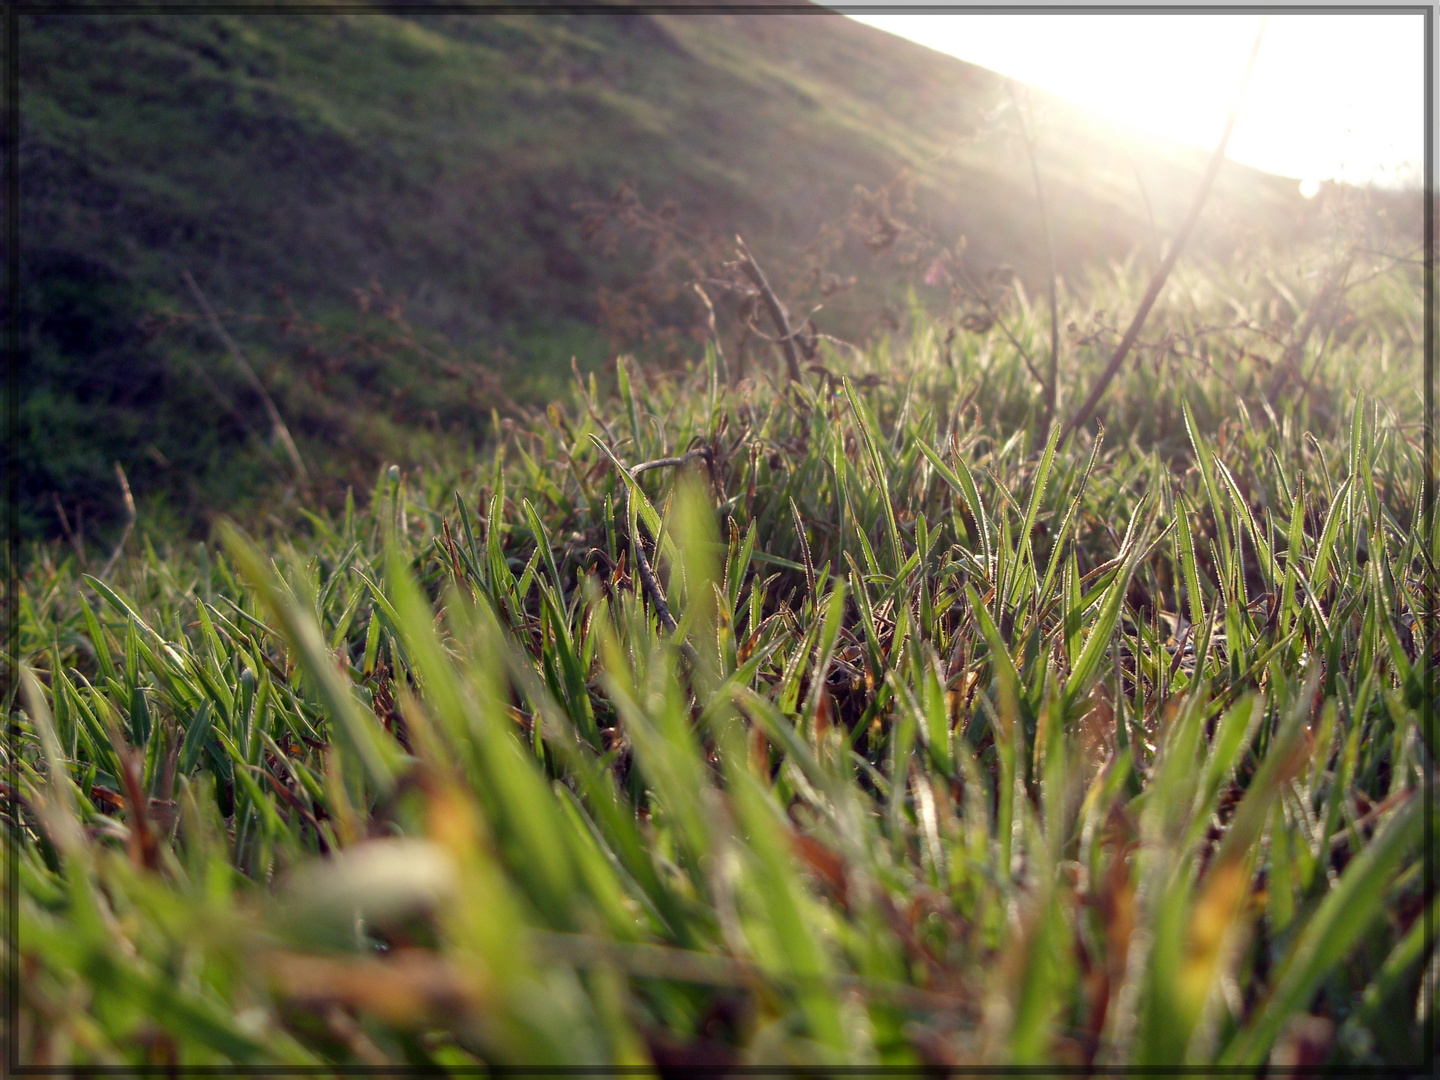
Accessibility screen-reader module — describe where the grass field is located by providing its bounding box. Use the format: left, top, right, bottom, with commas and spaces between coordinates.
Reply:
7, 247, 1434, 1069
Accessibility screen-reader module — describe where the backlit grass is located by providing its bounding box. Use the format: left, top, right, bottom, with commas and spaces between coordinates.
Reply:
7, 251, 1433, 1069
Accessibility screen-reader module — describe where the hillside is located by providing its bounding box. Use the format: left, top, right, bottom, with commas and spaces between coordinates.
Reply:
19, 3, 1321, 540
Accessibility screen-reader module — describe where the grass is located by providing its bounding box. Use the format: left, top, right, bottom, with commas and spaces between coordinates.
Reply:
6, 249, 1433, 1069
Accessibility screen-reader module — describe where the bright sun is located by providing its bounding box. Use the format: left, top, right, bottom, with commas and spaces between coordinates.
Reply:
845, 12, 1424, 192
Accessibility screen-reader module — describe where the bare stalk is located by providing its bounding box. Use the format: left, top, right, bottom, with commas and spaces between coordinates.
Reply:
630, 526, 678, 635
691, 281, 731, 386
97, 462, 136, 579
591, 436, 702, 662
571, 356, 620, 448
183, 270, 310, 485
531, 930, 974, 1016
1062, 17, 1268, 444
955, 265, 1046, 387
1126, 150, 1163, 272
1273, 250, 1356, 403
633, 448, 711, 477
735, 236, 803, 383
1007, 80, 1060, 441
51, 493, 85, 569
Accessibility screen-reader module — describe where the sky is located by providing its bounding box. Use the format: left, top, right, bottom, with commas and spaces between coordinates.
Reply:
844, 12, 1425, 192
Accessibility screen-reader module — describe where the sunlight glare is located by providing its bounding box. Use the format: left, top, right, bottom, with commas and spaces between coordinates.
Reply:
845, 12, 1423, 189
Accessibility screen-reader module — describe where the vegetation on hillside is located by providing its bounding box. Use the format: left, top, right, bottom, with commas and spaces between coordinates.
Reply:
8, 242, 1431, 1068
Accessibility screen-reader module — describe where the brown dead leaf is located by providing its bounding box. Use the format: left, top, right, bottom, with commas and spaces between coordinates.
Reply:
789, 831, 848, 908
266, 949, 483, 1028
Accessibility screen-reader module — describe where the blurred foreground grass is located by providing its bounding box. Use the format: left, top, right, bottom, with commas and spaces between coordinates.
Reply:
7, 252, 1434, 1069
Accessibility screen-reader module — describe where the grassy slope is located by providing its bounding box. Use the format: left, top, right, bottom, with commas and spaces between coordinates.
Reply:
19, 3, 1313, 540
10, 246, 1430, 1068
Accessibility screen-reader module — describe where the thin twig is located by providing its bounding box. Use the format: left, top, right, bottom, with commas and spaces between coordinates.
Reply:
571, 357, 619, 448
741, 304, 824, 349
183, 270, 309, 485
163, 312, 257, 437
1273, 251, 1356, 403
1167, 346, 1246, 400
1007, 80, 1060, 441
691, 281, 730, 386
812, 332, 865, 359
590, 437, 700, 659
957, 265, 1046, 386
630, 529, 678, 634
51, 493, 85, 569
1125, 149, 1163, 272
628, 450, 712, 640
984, 299, 1047, 387
1351, 245, 1425, 269
1328, 787, 1415, 851
1292, 322, 1341, 403
1062, 17, 1268, 444
633, 448, 711, 477
734, 236, 803, 383
531, 930, 978, 1018
98, 462, 136, 580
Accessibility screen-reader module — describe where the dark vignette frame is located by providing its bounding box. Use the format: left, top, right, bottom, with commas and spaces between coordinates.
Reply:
0, 1, 1431, 1075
